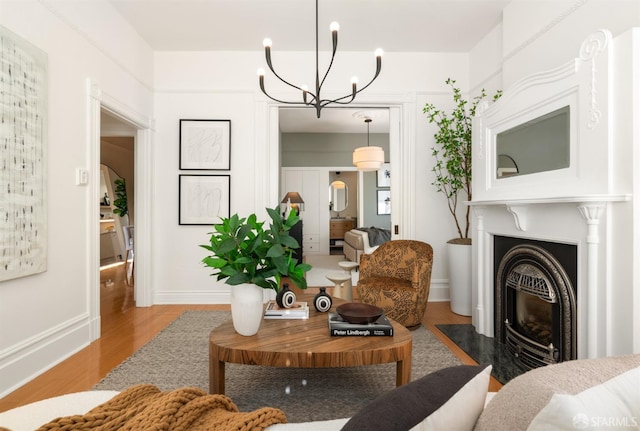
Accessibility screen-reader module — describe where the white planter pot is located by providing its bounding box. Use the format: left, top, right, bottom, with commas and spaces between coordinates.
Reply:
447, 241, 472, 316
230, 283, 264, 336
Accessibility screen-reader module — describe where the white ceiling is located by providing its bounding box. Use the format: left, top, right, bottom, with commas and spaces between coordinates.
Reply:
109, 0, 507, 52
107, 0, 508, 133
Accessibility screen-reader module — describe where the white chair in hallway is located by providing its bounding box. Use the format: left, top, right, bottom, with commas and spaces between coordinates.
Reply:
122, 225, 134, 284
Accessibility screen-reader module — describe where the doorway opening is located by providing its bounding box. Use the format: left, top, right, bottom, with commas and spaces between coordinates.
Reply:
87, 80, 152, 342
99, 110, 136, 317
278, 107, 393, 259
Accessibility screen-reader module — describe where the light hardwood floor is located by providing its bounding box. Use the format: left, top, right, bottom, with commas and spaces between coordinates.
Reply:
0, 263, 501, 412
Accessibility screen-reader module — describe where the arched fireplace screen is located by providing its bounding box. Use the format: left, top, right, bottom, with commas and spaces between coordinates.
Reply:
495, 239, 577, 369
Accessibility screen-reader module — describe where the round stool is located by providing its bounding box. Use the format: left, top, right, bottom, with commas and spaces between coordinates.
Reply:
339, 261, 359, 298
338, 261, 359, 274
326, 272, 353, 301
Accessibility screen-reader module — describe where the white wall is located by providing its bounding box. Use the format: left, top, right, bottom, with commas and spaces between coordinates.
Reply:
153, 50, 469, 304
152, 91, 258, 304
0, 0, 154, 397
501, 0, 639, 87
469, 0, 640, 96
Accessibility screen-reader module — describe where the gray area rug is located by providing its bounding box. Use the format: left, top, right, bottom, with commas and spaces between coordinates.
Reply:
94, 310, 462, 423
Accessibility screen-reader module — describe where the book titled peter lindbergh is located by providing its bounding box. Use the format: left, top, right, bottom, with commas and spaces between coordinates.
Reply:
328, 312, 393, 336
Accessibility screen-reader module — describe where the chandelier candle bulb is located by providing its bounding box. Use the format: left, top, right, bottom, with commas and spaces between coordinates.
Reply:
330, 22, 339, 48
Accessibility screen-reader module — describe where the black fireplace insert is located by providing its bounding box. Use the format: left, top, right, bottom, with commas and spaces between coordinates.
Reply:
494, 236, 577, 369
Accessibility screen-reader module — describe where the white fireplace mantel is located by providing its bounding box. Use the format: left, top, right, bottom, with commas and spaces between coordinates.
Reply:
469, 29, 639, 359
470, 197, 630, 359
468, 194, 631, 232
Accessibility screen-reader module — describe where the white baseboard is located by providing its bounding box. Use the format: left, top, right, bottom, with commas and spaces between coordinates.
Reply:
427, 279, 450, 302
155, 282, 450, 304
0, 313, 91, 398
154, 290, 232, 304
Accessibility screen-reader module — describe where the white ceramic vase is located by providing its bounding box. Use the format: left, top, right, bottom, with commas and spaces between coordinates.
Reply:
230, 283, 264, 336
447, 241, 472, 316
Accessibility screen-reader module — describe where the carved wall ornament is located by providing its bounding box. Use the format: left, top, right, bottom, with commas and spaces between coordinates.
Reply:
474, 100, 490, 161
506, 204, 529, 232
580, 29, 611, 130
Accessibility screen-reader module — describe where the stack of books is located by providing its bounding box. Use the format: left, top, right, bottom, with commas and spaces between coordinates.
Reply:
328, 312, 393, 336
263, 300, 309, 319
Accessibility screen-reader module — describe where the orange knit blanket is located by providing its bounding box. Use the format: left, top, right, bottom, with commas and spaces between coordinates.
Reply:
34, 384, 287, 431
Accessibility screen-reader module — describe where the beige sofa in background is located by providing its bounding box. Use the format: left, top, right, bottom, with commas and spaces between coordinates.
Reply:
343, 229, 379, 263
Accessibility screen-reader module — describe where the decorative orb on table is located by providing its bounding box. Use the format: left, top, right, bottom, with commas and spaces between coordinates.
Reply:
313, 287, 332, 312
276, 283, 297, 308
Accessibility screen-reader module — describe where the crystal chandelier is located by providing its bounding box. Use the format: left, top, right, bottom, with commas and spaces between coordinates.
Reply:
257, 0, 383, 118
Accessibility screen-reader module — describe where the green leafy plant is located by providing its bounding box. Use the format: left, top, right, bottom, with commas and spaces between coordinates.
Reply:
112, 178, 128, 218
200, 207, 311, 291
423, 78, 501, 241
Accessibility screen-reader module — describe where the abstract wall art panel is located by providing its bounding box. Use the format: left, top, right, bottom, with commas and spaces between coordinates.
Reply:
179, 119, 231, 170
0, 26, 48, 282
178, 175, 230, 225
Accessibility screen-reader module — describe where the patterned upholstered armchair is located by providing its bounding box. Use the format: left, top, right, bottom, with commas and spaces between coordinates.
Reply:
356, 240, 433, 327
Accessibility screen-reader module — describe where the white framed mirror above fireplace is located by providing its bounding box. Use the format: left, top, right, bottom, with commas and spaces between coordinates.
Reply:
495, 105, 570, 179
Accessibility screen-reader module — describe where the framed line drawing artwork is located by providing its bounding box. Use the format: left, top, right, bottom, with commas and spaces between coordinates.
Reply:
377, 190, 391, 215
0, 25, 48, 282
179, 119, 231, 170
376, 162, 391, 187
179, 175, 230, 225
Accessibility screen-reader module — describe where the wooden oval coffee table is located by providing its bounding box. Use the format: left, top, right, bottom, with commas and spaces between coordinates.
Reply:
209, 294, 412, 394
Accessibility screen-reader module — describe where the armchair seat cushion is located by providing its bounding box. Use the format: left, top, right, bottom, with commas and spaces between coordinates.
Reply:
357, 277, 420, 326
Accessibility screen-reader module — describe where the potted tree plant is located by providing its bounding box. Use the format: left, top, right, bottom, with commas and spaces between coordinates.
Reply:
423, 78, 501, 315
201, 207, 311, 335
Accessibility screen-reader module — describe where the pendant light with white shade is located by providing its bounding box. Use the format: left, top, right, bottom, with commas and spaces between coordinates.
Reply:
353, 118, 384, 172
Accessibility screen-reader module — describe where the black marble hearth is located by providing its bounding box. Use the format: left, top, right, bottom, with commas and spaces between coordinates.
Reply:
436, 324, 527, 384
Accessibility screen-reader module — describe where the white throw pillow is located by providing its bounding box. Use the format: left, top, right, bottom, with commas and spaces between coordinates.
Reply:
410, 365, 492, 431
527, 366, 640, 430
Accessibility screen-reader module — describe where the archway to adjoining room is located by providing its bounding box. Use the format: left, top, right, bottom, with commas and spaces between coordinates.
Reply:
99, 111, 136, 318
278, 107, 393, 258
265, 101, 411, 243
87, 80, 153, 342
